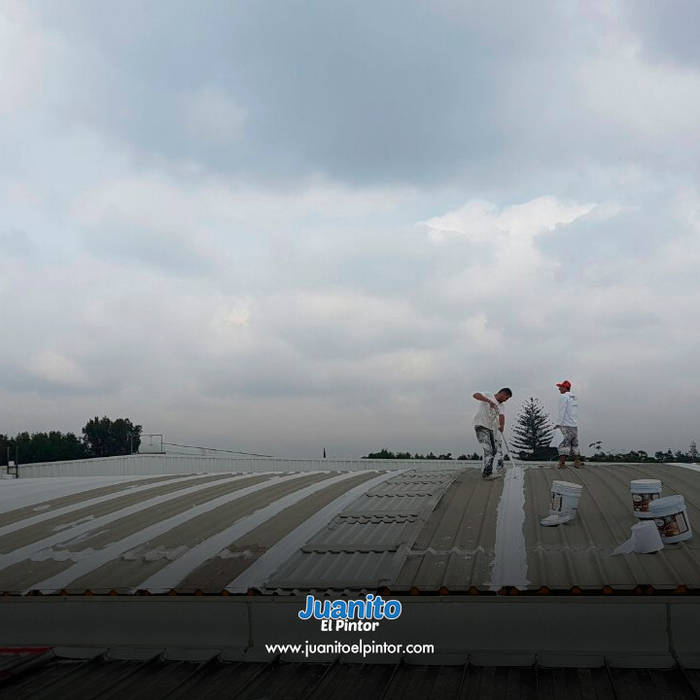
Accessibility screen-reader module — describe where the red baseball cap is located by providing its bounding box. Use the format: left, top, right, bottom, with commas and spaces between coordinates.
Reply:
556, 380, 572, 389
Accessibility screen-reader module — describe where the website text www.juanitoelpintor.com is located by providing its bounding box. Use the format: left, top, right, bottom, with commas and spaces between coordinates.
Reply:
264, 640, 435, 659
265, 594, 435, 659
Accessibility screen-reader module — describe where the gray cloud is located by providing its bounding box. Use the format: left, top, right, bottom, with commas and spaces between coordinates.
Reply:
0, 229, 34, 257
2, 2, 700, 457
83, 226, 216, 277
621, 1, 700, 68
26, 0, 698, 190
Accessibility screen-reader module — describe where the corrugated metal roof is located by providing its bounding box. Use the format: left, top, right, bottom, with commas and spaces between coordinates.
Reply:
395, 468, 501, 592
1, 463, 700, 594
266, 470, 456, 590
2, 649, 700, 700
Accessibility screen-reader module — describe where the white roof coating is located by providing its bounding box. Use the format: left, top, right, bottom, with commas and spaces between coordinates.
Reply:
0, 474, 178, 510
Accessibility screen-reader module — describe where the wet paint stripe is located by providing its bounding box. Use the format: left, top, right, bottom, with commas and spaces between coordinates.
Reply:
488, 464, 529, 590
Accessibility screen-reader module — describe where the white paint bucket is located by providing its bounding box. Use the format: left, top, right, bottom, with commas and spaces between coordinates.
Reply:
630, 479, 662, 513
647, 495, 692, 544
551, 480, 583, 515
540, 480, 583, 526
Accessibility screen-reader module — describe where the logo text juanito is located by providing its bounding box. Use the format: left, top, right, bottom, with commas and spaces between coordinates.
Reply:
298, 594, 402, 631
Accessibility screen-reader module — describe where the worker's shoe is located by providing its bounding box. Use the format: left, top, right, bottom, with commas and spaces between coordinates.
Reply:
483, 471, 503, 481
573, 456, 582, 469
558, 455, 567, 469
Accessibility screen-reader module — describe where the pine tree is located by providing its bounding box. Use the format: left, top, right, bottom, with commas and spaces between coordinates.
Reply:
511, 397, 555, 459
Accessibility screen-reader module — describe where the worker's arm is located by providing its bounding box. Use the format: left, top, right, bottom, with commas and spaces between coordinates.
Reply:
473, 392, 497, 408
499, 413, 505, 433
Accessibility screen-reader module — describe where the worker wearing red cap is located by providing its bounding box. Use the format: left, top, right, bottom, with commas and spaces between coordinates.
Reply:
555, 380, 581, 468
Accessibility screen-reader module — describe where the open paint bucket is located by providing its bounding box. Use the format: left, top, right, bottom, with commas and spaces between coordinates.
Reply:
541, 480, 583, 526
630, 479, 662, 513
638, 495, 692, 543
551, 480, 583, 516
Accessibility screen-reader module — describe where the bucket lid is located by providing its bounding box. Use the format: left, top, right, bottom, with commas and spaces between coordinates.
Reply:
649, 494, 685, 514
552, 480, 582, 491
630, 479, 661, 488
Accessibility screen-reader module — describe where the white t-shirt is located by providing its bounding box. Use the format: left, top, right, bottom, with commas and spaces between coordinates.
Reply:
473, 392, 502, 432
557, 392, 578, 427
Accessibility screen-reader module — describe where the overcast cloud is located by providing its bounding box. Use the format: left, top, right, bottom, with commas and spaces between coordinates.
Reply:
1, 1, 699, 457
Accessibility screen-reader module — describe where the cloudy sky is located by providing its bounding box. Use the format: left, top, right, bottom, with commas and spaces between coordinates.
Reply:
2, 1, 700, 458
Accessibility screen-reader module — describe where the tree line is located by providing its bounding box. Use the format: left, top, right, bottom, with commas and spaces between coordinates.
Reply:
363, 449, 481, 460
1, 416, 142, 466
586, 445, 699, 463
363, 397, 698, 463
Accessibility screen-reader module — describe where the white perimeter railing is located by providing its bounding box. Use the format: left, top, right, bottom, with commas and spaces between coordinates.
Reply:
15, 453, 478, 478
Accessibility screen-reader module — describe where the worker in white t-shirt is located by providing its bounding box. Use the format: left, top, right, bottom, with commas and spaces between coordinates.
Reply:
554, 380, 581, 468
472, 388, 512, 479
